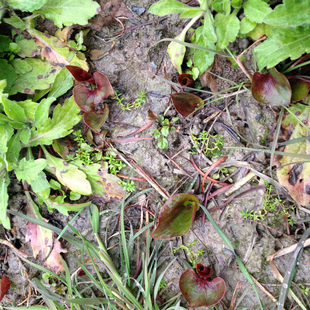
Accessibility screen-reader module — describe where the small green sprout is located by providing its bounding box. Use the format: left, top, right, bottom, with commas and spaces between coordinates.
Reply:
190, 132, 224, 158
173, 239, 204, 267
153, 115, 179, 149
113, 91, 146, 113
119, 180, 136, 193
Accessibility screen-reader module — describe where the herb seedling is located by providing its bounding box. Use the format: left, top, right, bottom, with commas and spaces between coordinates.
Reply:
119, 180, 136, 193
173, 239, 204, 267
114, 91, 146, 113
103, 152, 126, 175
153, 115, 179, 149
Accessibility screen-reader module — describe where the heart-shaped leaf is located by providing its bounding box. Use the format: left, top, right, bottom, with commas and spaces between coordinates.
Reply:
83, 104, 109, 132
73, 72, 114, 111
171, 92, 204, 117
178, 73, 194, 87
179, 265, 226, 308
65, 65, 94, 83
289, 77, 310, 101
252, 67, 291, 106
151, 193, 199, 239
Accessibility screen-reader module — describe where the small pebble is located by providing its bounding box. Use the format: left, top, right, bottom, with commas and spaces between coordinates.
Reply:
131, 6, 145, 15
255, 114, 262, 121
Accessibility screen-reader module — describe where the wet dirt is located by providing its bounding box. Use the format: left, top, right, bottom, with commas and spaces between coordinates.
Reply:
3, 1, 310, 309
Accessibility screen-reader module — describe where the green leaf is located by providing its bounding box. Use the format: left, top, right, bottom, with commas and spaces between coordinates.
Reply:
16, 99, 39, 121
42, 147, 92, 196
33, 0, 100, 28
215, 12, 240, 49
254, 24, 310, 69
167, 32, 186, 74
158, 137, 168, 149
34, 97, 56, 126
264, 0, 310, 27
192, 26, 216, 75
239, 17, 256, 34
0, 124, 14, 156
203, 11, 217, 43
14, 158, 48, 183
3, 16, 26, 30
0, 60, 18, 93
161, 126, 170, 137
0, 159, 10, 229
9, 58, 61, 95
6, 0, 48, 11
20, 128, 31, 144
149, 0, 191, 16
45, 197, 90, 216
0, 35, 12, 53
180, 8, 205, 19
243, 0, 272, 23
6, 131, 21, 169
16, 39, 39, 58
47, 66, 74, 99
151, 193, 199, 239
2, 97, 27, 123
231, 0, 243, 9
72, 161, 125, 201
26, 96, 82, 147
212, 0, 231, 15
154, 130, 161, 139
29, 171, 50, 200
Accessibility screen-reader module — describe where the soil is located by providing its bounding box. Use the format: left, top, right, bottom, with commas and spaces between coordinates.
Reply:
2, 1, 310, 309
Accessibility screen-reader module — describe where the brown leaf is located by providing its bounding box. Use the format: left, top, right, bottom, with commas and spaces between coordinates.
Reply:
0, 275, 11, 301
148, 109, 159, 121
25, 192, 67, 274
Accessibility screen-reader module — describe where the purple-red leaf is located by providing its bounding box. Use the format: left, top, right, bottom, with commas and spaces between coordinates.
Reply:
179, 265, 226, 308
73, 72, 114, 111
151, 194, 199, 239
83, 104, 109, 132
178, 73, 194, 87
289, 77, 310, 101
0, 275, 11, 302
66, 65, 95, 83
252, 67, 291, 106
171, 92, 204, 117
196, 263, 214, 279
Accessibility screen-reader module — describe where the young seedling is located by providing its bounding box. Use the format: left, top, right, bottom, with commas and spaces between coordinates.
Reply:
153, 115, 179, 149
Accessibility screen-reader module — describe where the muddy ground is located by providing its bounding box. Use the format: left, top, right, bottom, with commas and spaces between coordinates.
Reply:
2, 0, 310, 309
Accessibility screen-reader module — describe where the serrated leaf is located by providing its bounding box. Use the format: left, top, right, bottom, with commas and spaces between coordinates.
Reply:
26, 96, 82, 147
276, 103, 310, 205
25, 191, 67, 274
0, 159, 10, 229
243, 0, 272, 23
29, 171, 50, 200
9, 58, 61, 95
149, 0, 191, 16
43, 148, 92, 196
240, 17, 256, 34
264, 0, 310, 27
255, 24, 310, 69
34, 97, 56, 126
46, 197, 90, 216
6, 0, 48, 12
192, 26, 216, 75
151, 194, 199, 239
14, 158, 48, 183
33, 0, 100, 28
0, 60, 18, 93
215, 12, 240, 50
72, 161, 125, 201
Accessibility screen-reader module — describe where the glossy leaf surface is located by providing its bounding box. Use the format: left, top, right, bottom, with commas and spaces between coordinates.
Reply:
180, 264, 226, 308
289, 77, 310, 101
277, 102, 310, 206
151, 194, 199, 239
252, 67, 291, 106
83, 104, 109, 132
196, 263, 214, 278
171, 92, 204, 117
65, 65, 94, 83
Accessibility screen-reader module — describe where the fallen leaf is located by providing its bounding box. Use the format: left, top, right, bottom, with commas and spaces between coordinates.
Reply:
179, 264, 226, 308
25, 191, 67, 274
276, 101, 310, 205
151, 193, 199, 239
0, 275, 11, 301
171, 92, 204, 117
252, 67, 291, 106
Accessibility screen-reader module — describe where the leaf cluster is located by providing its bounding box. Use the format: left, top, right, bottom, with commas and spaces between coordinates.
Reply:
153, 115, 179, 149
